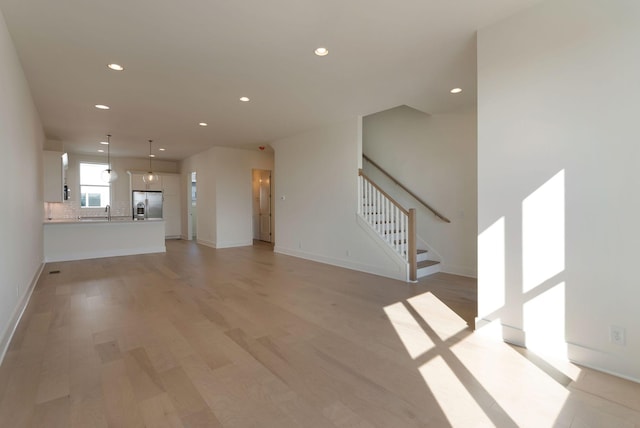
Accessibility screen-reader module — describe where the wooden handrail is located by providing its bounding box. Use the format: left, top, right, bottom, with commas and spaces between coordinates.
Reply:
359, 169, 408, 216
362, 154, 451, 223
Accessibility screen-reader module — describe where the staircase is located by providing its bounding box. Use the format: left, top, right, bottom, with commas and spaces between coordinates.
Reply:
358, 170, 441, 281
417, 249, 441, 278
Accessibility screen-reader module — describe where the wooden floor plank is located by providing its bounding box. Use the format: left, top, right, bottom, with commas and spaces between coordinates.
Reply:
0, 240, 638, 427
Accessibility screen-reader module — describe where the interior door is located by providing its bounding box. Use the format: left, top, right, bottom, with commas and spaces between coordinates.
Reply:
259, 170, 271, 242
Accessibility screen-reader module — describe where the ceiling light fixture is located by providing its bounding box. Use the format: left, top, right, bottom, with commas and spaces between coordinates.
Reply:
239, 96, 250, 102
107, 63, 124, 71
450, 88, 463, 94
159, 148, 166, 151
142, 139, 159, 184
314, 47, 329, 56
199, 122, 208, 126
100, 141, 109, 145
98, 149, 104, 153
95, 104, 110, 110
100, 134, 118, 183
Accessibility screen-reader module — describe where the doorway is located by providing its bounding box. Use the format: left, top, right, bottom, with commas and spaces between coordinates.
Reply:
252, 169, 272, 243
188, 171, 197, 240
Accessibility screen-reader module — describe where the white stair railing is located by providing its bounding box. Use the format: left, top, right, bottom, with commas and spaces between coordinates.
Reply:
358, 169, 417, 281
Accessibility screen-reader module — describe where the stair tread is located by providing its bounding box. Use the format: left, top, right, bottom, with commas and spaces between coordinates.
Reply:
417, 260, 440, 268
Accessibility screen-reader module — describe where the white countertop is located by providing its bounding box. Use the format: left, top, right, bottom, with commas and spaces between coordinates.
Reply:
44, 217, 164, 225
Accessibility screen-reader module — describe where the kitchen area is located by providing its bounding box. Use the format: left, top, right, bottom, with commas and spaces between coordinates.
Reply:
42, 148, 182, 262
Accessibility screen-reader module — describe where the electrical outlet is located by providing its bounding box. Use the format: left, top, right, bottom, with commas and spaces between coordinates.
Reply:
610, 325, 626, 346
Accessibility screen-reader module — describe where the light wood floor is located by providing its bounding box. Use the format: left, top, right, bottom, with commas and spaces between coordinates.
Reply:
0, 240, 639, 427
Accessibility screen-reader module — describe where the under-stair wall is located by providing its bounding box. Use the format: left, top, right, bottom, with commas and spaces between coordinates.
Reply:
271, 117, 409, 281
363, 106, 477, 277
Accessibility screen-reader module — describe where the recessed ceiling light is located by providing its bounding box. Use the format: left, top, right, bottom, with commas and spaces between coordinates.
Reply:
107, 63, 124, 71
159, 148, 166, 151
100, 141, 109, 145
450, 88, 462, 94
199, 122, 208, 126
149, 154, 156, 158
98, 149, 104, 153
95, 104, 110, 110
314, 47, 329, 56
239, 96, 250, 102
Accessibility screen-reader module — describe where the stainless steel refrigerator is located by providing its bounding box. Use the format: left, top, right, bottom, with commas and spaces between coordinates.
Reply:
132, 191, 163, 219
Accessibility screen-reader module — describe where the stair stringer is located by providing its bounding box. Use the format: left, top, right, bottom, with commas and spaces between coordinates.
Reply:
356, 213, 410, 282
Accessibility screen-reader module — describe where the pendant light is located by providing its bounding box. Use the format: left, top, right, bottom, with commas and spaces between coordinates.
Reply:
101, 134, 118, 183
143, 139, 159, 184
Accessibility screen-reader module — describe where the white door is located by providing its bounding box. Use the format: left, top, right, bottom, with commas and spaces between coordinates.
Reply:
190, 172, 197, 240
259, 170, 271, 242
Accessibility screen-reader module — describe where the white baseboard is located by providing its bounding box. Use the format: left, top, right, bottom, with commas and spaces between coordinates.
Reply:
197, 238, 215, 248
474, 318, 526, 347
274, 246, 406, 282
197, 239, 252, 249
501, 324, 526, 347
0, 263, 43, 365
441, 264, 477, 278
474, 319, 640, 384
215, 240, 253, 249
567, 342, 640, 384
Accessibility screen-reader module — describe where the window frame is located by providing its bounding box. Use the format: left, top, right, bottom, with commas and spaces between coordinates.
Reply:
79, 162, 111, 208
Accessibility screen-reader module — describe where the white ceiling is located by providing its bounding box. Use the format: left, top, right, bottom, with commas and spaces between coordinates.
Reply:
0, 0, 540, 160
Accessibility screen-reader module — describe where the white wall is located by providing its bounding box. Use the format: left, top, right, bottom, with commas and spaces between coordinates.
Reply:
271, 117, 408, 281
363, 106, 477, 277
0, 9, 45, 359
180, 147, 273, 248
477, 0, 640, 381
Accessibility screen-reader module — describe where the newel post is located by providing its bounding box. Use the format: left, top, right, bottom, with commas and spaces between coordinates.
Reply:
408, 208, 417, 282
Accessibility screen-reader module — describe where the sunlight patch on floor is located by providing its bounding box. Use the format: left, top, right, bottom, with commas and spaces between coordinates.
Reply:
407, 292, 467, 342
386, 291, 578, 427
383, 302, 434, 358
419, 355, 496, 427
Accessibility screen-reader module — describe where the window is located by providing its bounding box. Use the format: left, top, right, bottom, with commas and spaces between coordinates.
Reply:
79, 163, 110, 207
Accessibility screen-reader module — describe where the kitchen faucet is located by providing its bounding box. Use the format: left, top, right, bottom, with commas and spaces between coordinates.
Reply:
105, 204, 111, 221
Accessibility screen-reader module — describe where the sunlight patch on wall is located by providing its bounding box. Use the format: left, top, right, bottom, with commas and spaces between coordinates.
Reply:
478, 216, 505, 318
383, 302, 435, 358
419, 356, 495, 427
524, 282, 567, 359
522, 170, 565, 293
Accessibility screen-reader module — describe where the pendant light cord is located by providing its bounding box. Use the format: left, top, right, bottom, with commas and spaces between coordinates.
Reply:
107, 134, 112, 171
148, 139, 153, 171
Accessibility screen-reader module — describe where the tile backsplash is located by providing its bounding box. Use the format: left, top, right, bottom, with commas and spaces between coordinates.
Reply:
45, 200, 129, 220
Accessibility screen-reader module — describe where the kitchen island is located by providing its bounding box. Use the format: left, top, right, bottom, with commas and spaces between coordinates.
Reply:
43, 218, 165, 262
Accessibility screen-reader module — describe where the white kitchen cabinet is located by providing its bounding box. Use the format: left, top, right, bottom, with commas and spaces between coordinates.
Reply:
130, 173, 146, 191
162, 174, 181, 238
148, 176, 163, 191
43, 151, 64, 202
